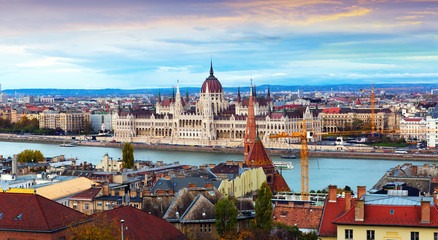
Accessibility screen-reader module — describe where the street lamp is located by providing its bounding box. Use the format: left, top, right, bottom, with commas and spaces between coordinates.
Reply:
120, 219, 125, 240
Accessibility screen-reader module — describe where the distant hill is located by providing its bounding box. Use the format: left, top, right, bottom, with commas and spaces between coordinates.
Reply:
2, 84, 436, 97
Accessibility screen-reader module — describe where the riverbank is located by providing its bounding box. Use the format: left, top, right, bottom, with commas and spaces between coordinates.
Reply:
2, 133, 438, 161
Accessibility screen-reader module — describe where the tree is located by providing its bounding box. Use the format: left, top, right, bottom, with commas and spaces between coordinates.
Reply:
215, 197, 238, 237
122, 142, 134, 169
69, 216, 121, 240
17, 149, 45, 163
254, 182, 273, 231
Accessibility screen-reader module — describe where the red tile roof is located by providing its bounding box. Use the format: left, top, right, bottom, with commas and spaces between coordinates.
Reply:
273, 205, 323, 229
70, 187, 102, 200
404, 118, 425, 122
245, 138, 290, 192
0, 192, 90, 232
322, 107, 341, 114
94, 206, 185, 240
333, 204, 438, 227
318, 197, 349, 237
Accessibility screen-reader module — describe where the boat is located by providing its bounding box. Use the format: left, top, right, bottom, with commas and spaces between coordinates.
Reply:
60, 142, 75, 147
280, 154, 297, 159
273, 161, 294, 170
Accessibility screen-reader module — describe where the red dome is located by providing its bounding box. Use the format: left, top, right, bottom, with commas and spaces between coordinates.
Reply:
200, 63, 223, 93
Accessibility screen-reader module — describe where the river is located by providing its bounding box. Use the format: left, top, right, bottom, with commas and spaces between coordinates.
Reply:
1, 141, 437, 192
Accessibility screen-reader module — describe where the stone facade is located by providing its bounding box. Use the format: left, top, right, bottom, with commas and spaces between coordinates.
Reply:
113, 64, 321, 148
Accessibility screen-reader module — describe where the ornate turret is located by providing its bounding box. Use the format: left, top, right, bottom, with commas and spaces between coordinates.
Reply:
237, 86, 241, 103
171, 87, 175, 103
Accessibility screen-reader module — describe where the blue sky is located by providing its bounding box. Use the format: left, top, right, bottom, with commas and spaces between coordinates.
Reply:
0, 0, 437, 89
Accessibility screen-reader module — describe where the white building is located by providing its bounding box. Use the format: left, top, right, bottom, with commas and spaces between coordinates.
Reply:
95, 154, 122, 172
113, 63, 321, 148
90, 112, 112, 132
399, 117, 427, 142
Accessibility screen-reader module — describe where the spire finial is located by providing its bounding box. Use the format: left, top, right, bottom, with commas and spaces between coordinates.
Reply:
210, 58, 214, 76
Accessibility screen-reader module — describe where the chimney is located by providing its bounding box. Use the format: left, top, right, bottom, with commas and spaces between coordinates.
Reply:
328, 185, 337, 202
357, 186, 366, 199
345, 191, 352, 211
205, 183, 213, 189
188, 183, 196, 189
208, 164, 216, 168
354, 199, 364, 222
226, 161, 233, 165
103, 184, 109, 196
421, 201, 431, 223
111, 190, 115, 196
433, 191, 438, 206
12, 155, 18, 176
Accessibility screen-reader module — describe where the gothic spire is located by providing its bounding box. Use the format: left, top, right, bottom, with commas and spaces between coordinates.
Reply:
157, 89, 161, 103
209, 59, 214, 77
267, 85, 271, 102
244, 79, 256, 160
237, 86, 241, 103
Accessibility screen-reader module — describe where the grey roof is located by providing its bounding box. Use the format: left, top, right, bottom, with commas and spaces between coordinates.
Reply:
432, 104, 438, 118
363, 194, 434, 206
151, 177, 221, 193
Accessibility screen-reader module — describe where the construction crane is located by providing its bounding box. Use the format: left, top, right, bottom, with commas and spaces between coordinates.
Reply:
270, 120, 316, 201
359, 84, 423, 134
269, 122, 410, 201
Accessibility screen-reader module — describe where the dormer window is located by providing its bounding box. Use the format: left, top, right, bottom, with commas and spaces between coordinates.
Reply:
14, 213, 23, 220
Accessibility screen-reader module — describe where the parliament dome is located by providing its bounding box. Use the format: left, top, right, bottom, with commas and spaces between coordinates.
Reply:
201, 63, 223, 93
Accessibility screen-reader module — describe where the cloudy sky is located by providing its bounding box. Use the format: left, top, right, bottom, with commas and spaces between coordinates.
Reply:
0, 0, 437, 89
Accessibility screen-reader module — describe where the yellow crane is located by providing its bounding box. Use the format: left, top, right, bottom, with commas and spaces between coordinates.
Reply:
270, 120, 316, 201
269, 122, 408, 201
359, 84, 423, 134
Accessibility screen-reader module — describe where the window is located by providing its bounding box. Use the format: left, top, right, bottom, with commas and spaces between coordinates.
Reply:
345, 229, 353, 239
389, 209, 395, 215
411, 232, 419, 240
85, 204, 89, 210
97, 202, 102, 207
435, 233, 438, 240
367, 230, 375, 240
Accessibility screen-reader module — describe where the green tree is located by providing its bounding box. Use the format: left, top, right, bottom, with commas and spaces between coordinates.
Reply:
122, 142, 134, 169
254, 182, 273, 231
214, 197, 238, 237
17, 149, 45, 163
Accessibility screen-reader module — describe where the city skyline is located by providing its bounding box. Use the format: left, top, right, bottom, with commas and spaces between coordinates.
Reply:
0, 0, 437, 89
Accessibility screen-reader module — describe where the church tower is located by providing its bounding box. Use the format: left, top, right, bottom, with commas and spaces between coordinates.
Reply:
244, 80, 257, 159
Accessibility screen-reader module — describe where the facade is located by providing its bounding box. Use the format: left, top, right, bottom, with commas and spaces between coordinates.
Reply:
218, 167, 266, 197
90, 112, 112, 132
427, 105, 438, 148
113, 64, 321, 149
319, 107, 398, 133
400, 117, 427, 142
39, 110, 91, 133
